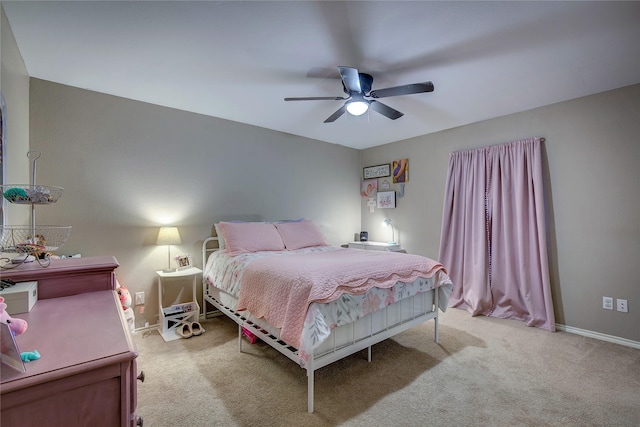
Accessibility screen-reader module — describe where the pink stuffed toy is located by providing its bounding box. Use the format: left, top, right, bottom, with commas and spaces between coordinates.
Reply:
0, 296, 28, 336
116, 281, 132, 311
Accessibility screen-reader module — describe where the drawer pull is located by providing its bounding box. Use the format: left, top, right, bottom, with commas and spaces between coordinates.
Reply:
137, 371, 145, 382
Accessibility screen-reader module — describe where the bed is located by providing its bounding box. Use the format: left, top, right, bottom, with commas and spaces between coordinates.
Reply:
201, 220, 453, 413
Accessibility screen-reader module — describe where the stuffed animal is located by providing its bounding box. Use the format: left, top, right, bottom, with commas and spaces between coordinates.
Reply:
116, 281, 132, 311
0, 296, 28, 336
116, 279, 135, 333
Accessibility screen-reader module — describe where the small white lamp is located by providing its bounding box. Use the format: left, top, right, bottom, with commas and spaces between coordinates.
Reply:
157, 226, 182, 272
382, 218, 396, 244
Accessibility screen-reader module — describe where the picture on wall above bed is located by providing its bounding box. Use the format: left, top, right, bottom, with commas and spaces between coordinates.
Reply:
363, 163, 390, 179
377, 190, 396, 208
392, 158, 408, 183
361, 179, 378, 197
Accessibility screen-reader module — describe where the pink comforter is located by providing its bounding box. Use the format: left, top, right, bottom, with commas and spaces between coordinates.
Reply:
236, 248, 447, 348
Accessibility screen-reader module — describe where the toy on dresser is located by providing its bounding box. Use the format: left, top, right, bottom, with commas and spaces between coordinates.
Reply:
116, 279, 135, 333
0, 296, 28, 336
1, 295, 40, 363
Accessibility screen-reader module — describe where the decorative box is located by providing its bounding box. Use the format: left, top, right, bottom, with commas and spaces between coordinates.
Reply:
0, 281, 38, 315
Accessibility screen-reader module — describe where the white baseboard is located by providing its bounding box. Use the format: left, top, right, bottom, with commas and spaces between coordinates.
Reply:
556, 323, 640, 350
133, 323, 159, 334
134, 320, 640, 350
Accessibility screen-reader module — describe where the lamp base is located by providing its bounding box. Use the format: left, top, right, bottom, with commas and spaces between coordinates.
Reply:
162, 268, 176, 273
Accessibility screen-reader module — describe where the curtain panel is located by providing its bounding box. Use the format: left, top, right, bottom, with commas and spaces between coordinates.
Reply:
439, 137, 555, 331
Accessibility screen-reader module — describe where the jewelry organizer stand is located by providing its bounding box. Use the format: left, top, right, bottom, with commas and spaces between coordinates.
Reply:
1, 151, 71, 268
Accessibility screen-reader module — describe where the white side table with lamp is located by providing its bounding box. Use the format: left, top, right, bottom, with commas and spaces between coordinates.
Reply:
156, 267, 202, 341
349, 218, 406, 252
155, 226, 201, 341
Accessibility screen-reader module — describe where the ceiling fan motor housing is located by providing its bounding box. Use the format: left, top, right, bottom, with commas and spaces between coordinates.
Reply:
342, 73, 374, 95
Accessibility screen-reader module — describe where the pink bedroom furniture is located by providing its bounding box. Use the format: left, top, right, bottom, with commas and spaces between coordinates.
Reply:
0, 256, 142, 426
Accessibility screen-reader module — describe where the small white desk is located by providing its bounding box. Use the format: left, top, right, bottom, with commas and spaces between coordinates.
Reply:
155, 267, 202, 341
348, 241, 405, 252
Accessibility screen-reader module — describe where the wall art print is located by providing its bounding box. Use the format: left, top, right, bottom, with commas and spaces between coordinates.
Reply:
392, 158, 408, 183
377, 191, 396, 209
361, 179, 377, 197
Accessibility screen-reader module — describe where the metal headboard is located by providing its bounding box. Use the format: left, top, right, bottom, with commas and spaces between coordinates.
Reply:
201, 236, 219, 271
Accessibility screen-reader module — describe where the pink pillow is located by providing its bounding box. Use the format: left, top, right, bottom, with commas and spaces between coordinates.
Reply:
274, 221, 328, 250
217, 222, 285, 255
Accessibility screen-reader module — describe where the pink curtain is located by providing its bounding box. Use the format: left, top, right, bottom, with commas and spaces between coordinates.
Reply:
439, 137, 555, 331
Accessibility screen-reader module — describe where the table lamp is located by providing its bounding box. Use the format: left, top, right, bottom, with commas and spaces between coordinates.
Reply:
382, 218, 396, 244
157, 226, 182, 272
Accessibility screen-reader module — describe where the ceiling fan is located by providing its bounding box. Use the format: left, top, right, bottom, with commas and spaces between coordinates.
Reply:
284, 66, 434, 123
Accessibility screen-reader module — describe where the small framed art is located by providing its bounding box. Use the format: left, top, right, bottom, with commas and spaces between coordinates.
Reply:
363, 164, 390, 179
361, 179, 378, 197
377, 191, 396, 209
175, 254, 191, 270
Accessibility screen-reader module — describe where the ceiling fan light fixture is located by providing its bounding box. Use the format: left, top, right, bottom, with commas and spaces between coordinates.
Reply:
346, 100, 369, 116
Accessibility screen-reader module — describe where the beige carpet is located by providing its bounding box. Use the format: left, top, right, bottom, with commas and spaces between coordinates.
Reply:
134, 308, 640, 427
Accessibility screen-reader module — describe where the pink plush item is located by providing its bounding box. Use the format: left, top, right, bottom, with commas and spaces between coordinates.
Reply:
0, 296, 28, 336
274, 220, 328, 250
116, 282, 132, 310
217, 221, 285, 255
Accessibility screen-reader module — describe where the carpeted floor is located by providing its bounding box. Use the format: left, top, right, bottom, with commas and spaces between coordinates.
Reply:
134, 308, 640, 427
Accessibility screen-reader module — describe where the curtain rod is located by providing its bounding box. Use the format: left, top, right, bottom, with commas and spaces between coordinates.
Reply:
452, 137, 546, 155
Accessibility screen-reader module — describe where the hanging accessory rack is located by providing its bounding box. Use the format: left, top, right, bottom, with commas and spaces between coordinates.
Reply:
1, 151, 71, 268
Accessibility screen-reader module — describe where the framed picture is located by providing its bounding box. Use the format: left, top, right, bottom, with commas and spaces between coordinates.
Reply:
175, 254, 191, 270
392, 158, 409, 183
363, 164, 390, 179
377, 191, 396, 209
360, 179, 377, 197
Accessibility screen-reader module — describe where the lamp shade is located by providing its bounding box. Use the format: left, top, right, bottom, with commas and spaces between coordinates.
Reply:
156, 227, 182, 246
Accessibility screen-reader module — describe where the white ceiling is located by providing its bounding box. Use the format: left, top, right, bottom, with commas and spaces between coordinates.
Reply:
3, 1, 640, 150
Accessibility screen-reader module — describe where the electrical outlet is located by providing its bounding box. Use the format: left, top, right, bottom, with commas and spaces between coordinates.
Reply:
135, 292, 145, 306
603, 296, 613, 310
616, 299, 628, 313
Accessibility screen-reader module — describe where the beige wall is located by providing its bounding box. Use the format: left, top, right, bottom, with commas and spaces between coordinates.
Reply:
27, 79, 361, 328
361, 84, 640, 343
1, 5, 30, 225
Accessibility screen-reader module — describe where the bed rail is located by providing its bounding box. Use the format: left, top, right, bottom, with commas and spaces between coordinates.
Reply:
203, 285, 440, 413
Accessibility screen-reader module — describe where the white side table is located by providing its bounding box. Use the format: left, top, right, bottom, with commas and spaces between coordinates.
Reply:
155, 267, 202, 341
348, 241, 406, 252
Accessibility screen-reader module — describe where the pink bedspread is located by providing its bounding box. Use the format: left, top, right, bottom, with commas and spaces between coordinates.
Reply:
236, 248, 448, 348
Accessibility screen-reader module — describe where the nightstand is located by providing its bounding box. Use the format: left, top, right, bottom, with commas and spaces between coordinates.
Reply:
348, 241, 406, 252
155, 267, 202, 341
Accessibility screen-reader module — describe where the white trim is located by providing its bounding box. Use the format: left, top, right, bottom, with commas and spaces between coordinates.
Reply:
133, 323, 159, 334
555, 324, 640, 350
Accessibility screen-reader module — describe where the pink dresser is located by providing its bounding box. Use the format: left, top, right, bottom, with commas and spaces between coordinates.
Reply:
0, 255, 119, 299
1, 257, 142, 426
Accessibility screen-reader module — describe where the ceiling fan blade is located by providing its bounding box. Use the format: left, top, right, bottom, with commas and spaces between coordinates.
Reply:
369, 100, 404, 120
338, 66, 362, 93
324, 105, 347, 123
369, 82, 434, 99
284, 96, 346, 101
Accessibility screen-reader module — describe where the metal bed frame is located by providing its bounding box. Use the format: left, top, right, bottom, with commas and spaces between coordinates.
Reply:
202, 237, 440, 413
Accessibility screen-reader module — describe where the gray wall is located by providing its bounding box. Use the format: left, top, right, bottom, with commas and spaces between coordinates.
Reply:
361, 84, 640, 343
26, 79, 361, 327
1, 6, 30, 225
